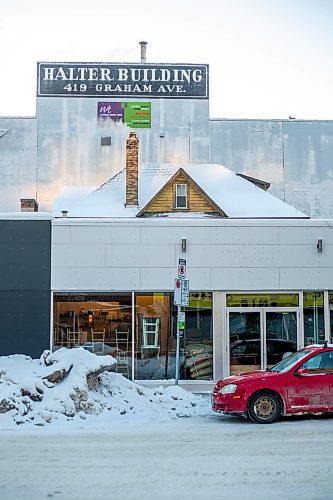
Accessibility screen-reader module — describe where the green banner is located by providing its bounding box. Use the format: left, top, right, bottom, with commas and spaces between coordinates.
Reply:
188, 292, 213, 309
303, 292, 324, 307
123, 102, 151, 128
226, 293, 299, 308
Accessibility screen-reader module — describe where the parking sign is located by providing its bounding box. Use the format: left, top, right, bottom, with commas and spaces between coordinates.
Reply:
178, 258, 186, 278
181, 279, 190, 306
174, 278, 182, 305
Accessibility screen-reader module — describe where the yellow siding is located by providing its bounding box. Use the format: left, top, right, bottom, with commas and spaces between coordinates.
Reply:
143, 172, 220, 214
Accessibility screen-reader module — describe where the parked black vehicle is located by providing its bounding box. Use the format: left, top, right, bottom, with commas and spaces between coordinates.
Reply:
230, 339, 297, 366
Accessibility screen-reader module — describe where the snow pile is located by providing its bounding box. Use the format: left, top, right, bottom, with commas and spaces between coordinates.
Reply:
0, 348, 209, 429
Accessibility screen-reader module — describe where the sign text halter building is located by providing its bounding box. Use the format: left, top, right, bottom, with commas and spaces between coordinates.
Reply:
37, 62, 209, 99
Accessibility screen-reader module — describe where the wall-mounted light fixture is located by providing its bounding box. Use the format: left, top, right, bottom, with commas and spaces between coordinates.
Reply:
181, 237, 187, 253
317, 238, 323, 253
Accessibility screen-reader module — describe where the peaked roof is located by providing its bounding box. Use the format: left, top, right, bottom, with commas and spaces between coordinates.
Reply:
137, 167, 227, 217
53, 163, 308, 218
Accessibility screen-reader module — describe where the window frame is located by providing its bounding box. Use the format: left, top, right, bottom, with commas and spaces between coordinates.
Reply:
174, 183, 188, 209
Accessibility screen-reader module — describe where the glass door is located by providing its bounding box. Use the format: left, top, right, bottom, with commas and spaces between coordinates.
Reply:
265, 311, 297, 368
303, 292, 325, 345
228, 311, 261, 375
228, 309, 299, 375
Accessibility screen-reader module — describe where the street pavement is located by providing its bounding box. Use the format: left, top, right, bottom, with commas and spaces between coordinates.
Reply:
0, 412, 332, 500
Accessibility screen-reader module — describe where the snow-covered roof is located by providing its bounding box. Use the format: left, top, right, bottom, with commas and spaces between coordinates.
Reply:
53, 163, 308, 218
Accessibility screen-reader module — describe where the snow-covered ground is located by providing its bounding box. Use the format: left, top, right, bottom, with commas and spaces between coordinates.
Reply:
1, 348, 333, 500
0, 348, 209, 429
1, 415, 333, 500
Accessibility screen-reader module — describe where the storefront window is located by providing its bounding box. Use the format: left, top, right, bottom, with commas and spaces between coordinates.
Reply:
134, 293, 172, 380
303, 292, 325, 345
227, 293, 299, 308
174, 292, 213, 381
134, 292, 213, 381
54, 291, 213, 382
53, 294, 132, 377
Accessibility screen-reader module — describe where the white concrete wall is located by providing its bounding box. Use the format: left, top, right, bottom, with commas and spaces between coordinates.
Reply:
52, 218, 333, 292
37, 97, 210, 210
210, 119, 333, 218
1, 112, 333, 219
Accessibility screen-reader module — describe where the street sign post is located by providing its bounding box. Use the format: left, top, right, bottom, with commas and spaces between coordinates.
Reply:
175, 259, 189, 385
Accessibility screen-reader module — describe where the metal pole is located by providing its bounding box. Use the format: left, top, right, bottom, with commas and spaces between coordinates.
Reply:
175, 304, 181, 385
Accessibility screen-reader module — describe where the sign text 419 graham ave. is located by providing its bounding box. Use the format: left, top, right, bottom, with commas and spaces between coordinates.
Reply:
37, 63, 209, 99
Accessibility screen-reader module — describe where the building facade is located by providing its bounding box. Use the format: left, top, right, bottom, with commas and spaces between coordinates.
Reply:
1, 56, 333, 391
2, 212, 333, 391
51, 216, 333, 390
0, 60, 333, 217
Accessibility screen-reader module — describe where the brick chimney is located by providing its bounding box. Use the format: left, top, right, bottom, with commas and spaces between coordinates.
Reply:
125, 130, 139, 206
20, 198, 39, 212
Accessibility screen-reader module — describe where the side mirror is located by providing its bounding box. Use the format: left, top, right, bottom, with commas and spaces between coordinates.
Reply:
294, 367, 308, 377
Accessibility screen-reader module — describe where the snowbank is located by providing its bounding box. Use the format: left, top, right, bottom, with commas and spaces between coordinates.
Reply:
0, 348, 209, 429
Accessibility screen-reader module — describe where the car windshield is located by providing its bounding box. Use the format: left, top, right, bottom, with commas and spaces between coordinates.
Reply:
268, 350, 311, 373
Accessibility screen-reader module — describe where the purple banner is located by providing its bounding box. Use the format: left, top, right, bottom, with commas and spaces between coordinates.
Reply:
97, 102, 124, 120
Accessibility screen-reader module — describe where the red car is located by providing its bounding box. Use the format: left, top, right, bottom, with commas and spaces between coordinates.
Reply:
211, 343, 333, 424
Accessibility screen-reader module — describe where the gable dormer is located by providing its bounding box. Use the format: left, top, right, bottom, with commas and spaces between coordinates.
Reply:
137, 168, 227, 217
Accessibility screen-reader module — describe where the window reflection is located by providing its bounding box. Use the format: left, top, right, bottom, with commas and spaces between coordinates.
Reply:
303, 292, 325, 345
266, 312, 297, 367
134, 292, 213, 381
227, 293, 299, 308
53, 294, 132, 377
179, 293, 213, 381
135, 293, 171, 380
229, 312, 261, 374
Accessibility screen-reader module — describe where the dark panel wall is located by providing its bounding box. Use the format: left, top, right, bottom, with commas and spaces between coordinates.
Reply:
0, 220, 51, 357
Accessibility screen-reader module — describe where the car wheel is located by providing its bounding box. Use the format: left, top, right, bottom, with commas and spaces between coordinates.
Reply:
247, 392, 281, 424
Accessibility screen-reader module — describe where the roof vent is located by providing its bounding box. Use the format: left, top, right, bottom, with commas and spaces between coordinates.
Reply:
139, 41, 147, 63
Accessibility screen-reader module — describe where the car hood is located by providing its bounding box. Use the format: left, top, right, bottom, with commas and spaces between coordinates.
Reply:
217, 370, 279, 387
